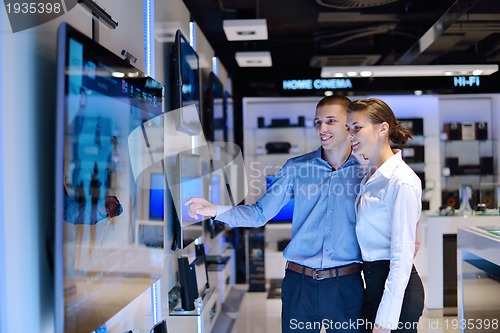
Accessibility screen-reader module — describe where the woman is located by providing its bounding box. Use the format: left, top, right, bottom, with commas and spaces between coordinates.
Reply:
346, 98, 424, 333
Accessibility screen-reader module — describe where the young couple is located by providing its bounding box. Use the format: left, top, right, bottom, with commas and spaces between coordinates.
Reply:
185, 96, 424, 333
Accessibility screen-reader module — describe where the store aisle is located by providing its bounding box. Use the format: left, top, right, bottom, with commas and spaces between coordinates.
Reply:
229, 283, 460, 333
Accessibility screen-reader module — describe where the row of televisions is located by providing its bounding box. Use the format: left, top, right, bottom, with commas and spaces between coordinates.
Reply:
55, 22, 230, 332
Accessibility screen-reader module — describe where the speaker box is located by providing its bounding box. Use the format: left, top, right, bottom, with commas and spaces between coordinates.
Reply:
475, 122, 488, 140
444, 122, 462, 140
442, 191, 460, 209
178, 256, 198, 311
257, 117, 265, 128
270, 118, 290, 127
298, 116, 305, 127
399, 118, 424, 136
445, 157, 460, 175
480, 156, 494, 175
480, 189, 496, 209
403, 145, 425, 163
265, 141, 291, 154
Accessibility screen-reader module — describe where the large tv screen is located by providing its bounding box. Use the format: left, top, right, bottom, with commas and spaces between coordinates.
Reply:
171, 29, 202, 136
204, 72, 226, 142
55, 22, 166, 333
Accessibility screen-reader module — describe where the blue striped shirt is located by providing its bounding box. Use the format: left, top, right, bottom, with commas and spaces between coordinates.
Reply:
216, 147, 366, 269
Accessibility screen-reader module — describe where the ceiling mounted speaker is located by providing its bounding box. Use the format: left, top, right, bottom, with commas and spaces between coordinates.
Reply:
316, 0, 400, 8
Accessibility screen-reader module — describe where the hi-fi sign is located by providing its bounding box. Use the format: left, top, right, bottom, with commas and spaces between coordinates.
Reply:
453, 76, 480, 87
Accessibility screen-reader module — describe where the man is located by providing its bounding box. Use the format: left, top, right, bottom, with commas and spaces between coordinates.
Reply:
186, 95, 366, 333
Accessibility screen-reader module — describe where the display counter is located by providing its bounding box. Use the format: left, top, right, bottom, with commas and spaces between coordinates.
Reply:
425, 213, 499, 316
457, 226, 500, 333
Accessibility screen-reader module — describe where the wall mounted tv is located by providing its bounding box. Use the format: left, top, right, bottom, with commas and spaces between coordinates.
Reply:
170, 151, 205, 250
203, 72, 226, 142
55, 22, 165, 333
171, 29, 202, 136
266, 175, 294, 223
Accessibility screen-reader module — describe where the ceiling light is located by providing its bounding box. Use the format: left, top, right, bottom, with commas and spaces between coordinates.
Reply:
235, 52, 272, 67
347, 71, 358, 77
321, 64, 499, 77
324, 91, 334, 96
360, 71, 372, 77
223, 19, 268, 41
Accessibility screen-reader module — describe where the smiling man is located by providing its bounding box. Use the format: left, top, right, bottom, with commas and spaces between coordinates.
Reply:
186, 96, 368, 333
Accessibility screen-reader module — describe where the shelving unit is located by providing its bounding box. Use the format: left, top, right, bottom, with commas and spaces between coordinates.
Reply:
438, 98, 497, 212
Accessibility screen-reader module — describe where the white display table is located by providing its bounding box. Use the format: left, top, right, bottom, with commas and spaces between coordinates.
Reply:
425, 214, 499, 316
457, 226, 500, 333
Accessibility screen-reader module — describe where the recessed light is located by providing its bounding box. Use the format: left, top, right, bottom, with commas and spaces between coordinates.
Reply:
223, 19, 268, 41
235, 51, 272, 67
360, 71, 372, 77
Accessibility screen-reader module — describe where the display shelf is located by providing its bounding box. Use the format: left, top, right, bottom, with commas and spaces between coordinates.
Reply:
168, 287, 220, 333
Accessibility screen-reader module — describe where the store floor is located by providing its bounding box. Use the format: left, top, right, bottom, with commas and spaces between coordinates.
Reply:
223, 280, 459, 333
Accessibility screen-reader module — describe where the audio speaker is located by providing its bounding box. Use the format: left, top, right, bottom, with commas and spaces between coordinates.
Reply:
481, 189, 496, 209
298, 116, 305, 127
403, 145, 425, 163
444, 122, 462, 140
265, 141, 291, 154
475, 121, 488, 140
399, 118, 424, 136
257, 117, 265, 128
445, 157, 460, 175
442, 190, 460, 209
480, 156, 494, 175
178, 256, 198, 311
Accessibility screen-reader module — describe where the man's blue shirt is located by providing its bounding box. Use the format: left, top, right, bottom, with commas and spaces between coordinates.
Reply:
216, 147, 366, 269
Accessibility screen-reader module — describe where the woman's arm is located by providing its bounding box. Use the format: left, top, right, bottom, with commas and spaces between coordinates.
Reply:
374, 182, 421, 330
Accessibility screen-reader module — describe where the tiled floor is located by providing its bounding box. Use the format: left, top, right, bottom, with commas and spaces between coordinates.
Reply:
228, 283, 461, 333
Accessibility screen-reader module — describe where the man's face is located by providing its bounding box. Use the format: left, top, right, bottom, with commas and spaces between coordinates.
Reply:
314, 104, 349, 151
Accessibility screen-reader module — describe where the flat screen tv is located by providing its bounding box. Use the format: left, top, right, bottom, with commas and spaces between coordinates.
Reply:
266, 175, 294, 223
170, 152, 204, 250
55, 22, 165, 333
171, 29, 202, 136
204, 72, 226, 142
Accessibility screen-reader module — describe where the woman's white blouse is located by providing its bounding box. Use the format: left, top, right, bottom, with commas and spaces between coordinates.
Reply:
355, 151, 422, 329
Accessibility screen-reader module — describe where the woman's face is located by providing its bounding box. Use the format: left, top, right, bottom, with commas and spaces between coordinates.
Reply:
314, 104, 349, 152
346, 112, 382, 157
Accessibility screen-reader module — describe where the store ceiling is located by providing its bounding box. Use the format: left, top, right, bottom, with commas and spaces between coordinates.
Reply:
183, 0, 500, 96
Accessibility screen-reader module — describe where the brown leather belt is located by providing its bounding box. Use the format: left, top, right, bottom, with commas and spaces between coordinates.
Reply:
286, 261, 362, 280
